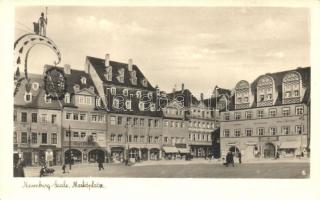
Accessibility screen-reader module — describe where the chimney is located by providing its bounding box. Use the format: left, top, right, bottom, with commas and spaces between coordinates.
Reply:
181, 83, 185, 92
128, 58, 133, 71
105, 54, 110, 67
200, 93, 204, 102
43, 65, 48, 75
64, 64, 71, 75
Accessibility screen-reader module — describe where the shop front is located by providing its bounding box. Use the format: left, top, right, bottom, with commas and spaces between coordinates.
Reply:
162, 146, 179, 160
278, 141, 302, 158
111, 147, 125, 163
150, 148, 160, 160
190, 145, 211, 158
64, 149, 82, 164
88, 149, 106, 163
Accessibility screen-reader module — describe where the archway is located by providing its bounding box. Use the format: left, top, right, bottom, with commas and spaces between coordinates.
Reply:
141, 148, 148, 160
64, 149, 82, 164
229, 146, 241, 158
150, 148, 160, 160
88, 149, 105, 163
129, 148, 139, 159
264, 143, 275, 158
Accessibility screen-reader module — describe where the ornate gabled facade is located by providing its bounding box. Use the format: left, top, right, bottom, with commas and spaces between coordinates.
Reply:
219, 67, 310, 162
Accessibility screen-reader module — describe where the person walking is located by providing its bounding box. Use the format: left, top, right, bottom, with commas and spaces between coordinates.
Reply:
238, 152, 242, 164
98, 157, 104, 170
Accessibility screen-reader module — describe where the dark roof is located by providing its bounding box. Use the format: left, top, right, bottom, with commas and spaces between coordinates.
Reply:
166, 89, 199, 107
87, 56, 155, 90
227, 67, 311, 111
14, 73, 62, 109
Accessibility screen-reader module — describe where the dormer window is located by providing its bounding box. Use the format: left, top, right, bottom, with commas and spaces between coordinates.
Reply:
65, 93, 70, 103
123, 89, 129, 96
148, 92, 153, 99
96, 97, 102, 107
117, 68, 125, 83
235, 80, 250, 109
74, 84, 80, 93
125, 100, 132, 110
89, 86, 95, 93
257, 75, 274, 107
81, 77, 87, 85
150, 103, 156, 111
32, 82, 39, 91
105, 66, 112, 81
136, 91, 141, 98
113, 98, 120, 109
44, 94, 52, 103
282, 71, 302, 104
138, 101, 145, 111
141, 78, 148, 87
130, 70, 137, 85
24, 92, 32, 102
294, 90, 299, 97
110, 87, 116, 95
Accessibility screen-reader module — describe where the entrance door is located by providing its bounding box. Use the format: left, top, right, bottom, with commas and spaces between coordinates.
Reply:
141, 148, 148, 160
88, 149, 105, 163
264, 143, 275, 158
23, 152, 32, 166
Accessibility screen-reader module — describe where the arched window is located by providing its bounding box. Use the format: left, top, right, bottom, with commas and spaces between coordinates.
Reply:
65, 93, 70, 103
282, 71, 302, 104
257, 75, 274, 107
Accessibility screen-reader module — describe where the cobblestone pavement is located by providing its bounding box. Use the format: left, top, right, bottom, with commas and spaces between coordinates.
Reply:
23, 159, 310, 178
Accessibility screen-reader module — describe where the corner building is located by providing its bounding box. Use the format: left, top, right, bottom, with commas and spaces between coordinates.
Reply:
219, 67, 310, 161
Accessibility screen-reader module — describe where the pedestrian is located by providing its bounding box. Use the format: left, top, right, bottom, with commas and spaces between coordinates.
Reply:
62, 164, 66, 173
238, 152, 242, 164
14, 157, 25, 177
230, 152, 235, 167
225, 151, 232, 167
98, 158, 104, 170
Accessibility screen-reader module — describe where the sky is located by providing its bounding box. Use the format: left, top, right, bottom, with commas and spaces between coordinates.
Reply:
14, 6, 310, 99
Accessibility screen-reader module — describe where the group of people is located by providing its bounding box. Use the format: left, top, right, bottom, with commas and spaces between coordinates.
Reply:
224, 151, 242, 167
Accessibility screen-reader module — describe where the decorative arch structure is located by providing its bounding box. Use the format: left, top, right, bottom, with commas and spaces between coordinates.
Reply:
256, 75, 275, 107
14, 34, 62, 96
235, 80, 250, 109
282, 71, 302, 104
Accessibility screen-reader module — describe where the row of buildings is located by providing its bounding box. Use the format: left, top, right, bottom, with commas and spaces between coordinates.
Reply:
13, 53, 310, 166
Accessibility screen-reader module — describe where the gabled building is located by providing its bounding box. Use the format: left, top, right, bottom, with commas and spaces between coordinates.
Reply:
219, 67, 310, 161
14, 73, 63, 166
86, 54, 163, 162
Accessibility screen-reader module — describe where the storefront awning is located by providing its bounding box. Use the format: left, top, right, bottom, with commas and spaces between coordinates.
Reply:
279, 141, 301, 149
178, 148, 190, 154
163, 146, 179, 153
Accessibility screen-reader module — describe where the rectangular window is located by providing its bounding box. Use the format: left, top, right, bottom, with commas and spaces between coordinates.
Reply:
73, 132, 79, 138
41, 133, 47, 144
224, 113, 230, 121
111, 134, 115, 142
140, 118, 144, 126
73, 113, 79, 120
282, 107, 290, 116
224, 129, 230, 137
31, 132, 37, 144
257, 110, 264, 118
245, 129, 252, 136
81, 132, 86, 138
140, 136, 145, 143
133, 135, 138, 142
148, 136, 153, 143
14, 132, 17, 143
14, 110, 17, 121
91, 115, 97, 122
154, 119, 159, 127
51, 114, 57, 124
295, 106, 304, 115
235, 113, 241, 120
245, 111, 252, 119
21, 112, 27, 122
80, 113, 86, 121
270, 127, 277, 135
257, 128, 264, 136
282, 126, 290, 135
66, 112, 72, 120
235, 129, 241, 137
110, 116, 116, 125
21, 132, 28, 143
79, 96, 84, 104
269, 109, 277, 117
51, 133, 57, 144
285, 91, 291, 98
148, 119, 152, 127
295, 125, 302, 134
31, 113, 37, 123
41, 114, 47, 123
117, 135, 122, 142
294, 90, 299, 97
133, 118, 138, 126
164, 137, 168, 143
65, 131, 70, 138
